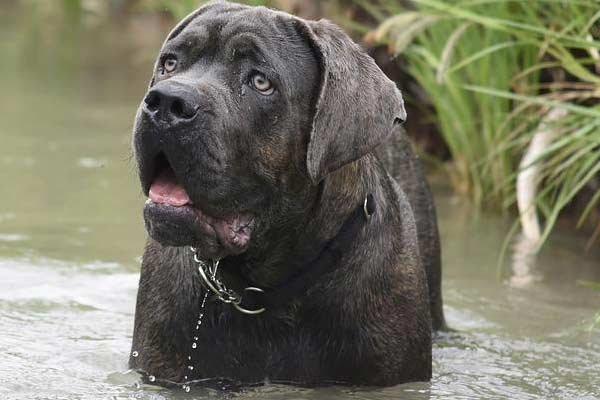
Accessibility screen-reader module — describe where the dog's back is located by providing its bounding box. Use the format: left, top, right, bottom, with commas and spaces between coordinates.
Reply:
377, 130, 446, 330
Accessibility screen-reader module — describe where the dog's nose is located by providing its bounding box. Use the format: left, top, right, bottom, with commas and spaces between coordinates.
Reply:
143, 81, 200, 123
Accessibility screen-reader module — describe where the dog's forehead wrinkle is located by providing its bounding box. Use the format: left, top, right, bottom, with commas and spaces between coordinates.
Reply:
170, 18, 280, 70
166, 5, 317, 89
223, 33, 270, 65
166, 25, 210, 51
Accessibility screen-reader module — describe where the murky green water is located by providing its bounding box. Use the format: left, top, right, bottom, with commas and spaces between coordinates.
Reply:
1, 4, 599, 399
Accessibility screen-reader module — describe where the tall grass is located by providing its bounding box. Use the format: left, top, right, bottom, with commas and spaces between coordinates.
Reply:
361, 0, 600, 245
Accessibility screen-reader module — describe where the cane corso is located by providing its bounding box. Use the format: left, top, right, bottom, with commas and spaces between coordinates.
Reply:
130, 0, 445, 388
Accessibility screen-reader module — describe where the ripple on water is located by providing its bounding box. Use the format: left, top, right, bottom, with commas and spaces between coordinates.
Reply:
1, 255, 599, 400
77, 157, 107, 169
0, 258, 139, 399
0, 233, 29, 242
431, 331, 600, 400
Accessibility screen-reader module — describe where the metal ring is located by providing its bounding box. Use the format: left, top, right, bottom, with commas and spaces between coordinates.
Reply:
232, 287, 266, 315
363, 196, 373, 219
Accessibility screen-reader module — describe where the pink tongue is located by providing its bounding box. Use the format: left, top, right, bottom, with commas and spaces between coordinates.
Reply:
149, 168, 191, 207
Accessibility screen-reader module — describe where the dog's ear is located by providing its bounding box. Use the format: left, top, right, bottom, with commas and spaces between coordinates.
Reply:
294, 19, 407, 184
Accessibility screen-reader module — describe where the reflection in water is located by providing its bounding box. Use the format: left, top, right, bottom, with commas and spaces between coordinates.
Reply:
0, 3, 599, 399
510, 234, 541, 288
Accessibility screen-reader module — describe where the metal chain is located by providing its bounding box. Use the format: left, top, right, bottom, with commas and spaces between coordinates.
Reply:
190, 247, 266, 315
191, 248, 242, 305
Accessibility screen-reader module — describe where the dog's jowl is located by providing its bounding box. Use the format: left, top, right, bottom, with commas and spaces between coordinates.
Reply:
130, 1, 444, 387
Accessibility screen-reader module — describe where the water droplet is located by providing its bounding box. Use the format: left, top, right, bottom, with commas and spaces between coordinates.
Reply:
131, 351, 139, 357
192, 343, 197, 349
188, 356, 192, 360
194, 336, 198, 340
196, 325, 199, 330
184, 375, 188, 380
148, 375, 156, 382
183, 385, 191, 393
188, 365, 194, 370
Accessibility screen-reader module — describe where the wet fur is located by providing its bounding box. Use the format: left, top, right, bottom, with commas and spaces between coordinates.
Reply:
130, 1, 443, 387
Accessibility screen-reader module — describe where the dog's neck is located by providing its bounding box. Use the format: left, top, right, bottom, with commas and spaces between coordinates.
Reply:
227, 153, 387, 289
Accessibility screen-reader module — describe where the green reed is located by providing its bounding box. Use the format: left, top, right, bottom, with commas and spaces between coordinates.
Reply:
359, 0, 600, 246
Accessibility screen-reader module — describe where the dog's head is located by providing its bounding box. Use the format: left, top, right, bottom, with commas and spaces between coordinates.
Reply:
133, 1, 406, 260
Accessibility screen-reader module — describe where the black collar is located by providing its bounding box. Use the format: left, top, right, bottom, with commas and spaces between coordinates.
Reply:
236, 194, 376, 313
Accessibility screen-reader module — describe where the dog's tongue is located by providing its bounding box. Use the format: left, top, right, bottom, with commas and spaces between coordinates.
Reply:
149, 168, 191, 207
148, 167, 255, 254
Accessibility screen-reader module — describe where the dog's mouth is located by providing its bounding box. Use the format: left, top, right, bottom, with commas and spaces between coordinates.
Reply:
145, 153, 255, 255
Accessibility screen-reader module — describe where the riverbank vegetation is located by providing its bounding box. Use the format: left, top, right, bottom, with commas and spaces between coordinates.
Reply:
363, 0, 600, 251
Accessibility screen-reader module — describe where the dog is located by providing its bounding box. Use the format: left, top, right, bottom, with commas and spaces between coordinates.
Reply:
129, 0, 444, 388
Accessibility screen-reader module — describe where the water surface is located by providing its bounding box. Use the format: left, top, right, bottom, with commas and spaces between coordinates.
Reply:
1, 4, 599, 399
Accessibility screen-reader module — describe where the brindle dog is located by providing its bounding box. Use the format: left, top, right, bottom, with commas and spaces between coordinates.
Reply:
130, 0, 445, 387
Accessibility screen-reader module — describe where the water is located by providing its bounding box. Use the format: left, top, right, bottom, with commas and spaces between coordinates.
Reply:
1, 3, 599, 399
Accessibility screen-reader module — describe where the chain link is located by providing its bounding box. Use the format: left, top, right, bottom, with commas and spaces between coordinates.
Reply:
190, 247, 266, 315
191, 247, 241, 305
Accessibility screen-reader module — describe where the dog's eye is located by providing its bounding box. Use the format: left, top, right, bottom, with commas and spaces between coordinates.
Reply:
162, 57, 178, 74
251, 73, 274, 95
